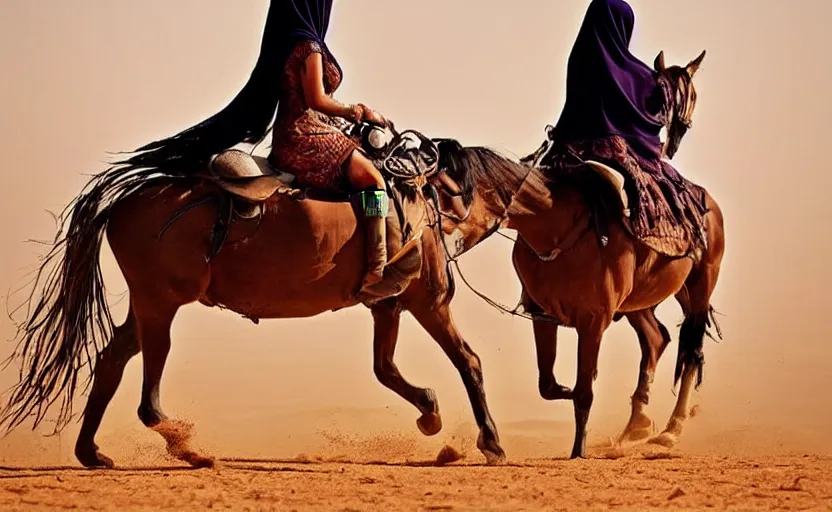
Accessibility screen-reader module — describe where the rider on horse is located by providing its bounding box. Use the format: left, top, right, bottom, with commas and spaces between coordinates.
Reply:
532, 0, 708, 257
121, 0, 404, 298
555, 0, 667, 162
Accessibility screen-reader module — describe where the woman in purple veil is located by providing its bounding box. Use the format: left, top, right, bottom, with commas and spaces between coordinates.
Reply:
554, 0, 666, 161
541, 0, 708, 257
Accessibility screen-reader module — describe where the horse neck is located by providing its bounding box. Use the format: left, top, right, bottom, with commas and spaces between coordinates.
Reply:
504, 168, 587, 249
445, 156, 532, 258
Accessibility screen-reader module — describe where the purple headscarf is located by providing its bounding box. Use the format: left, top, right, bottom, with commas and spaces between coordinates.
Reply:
552, 0, 665, 160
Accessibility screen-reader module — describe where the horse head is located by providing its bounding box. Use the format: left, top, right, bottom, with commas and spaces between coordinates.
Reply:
653, 49, 706, 159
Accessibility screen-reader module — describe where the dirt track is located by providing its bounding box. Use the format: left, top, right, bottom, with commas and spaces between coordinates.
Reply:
2, 453, 830, 511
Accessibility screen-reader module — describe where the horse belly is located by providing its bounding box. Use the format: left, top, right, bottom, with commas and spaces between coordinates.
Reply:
513, 239, 623, 326
618, 255, 693, 312
204, 199, 367, 319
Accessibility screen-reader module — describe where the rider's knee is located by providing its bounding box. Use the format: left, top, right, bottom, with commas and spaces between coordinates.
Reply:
347, 151, 384, 190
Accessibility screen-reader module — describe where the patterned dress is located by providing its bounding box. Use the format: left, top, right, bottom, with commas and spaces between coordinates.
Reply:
540, 135, 709, 257
270, 40, 358, 191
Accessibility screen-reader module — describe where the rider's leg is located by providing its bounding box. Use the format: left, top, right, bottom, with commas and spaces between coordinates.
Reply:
346, 150, 388, 289
346, 150, 385, 190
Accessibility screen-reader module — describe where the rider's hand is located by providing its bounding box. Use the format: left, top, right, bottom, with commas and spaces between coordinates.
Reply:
362, 106, 388, 127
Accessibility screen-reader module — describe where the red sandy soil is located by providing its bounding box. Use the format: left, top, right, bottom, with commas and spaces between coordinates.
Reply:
1, 387, 830, 511
2, 454, 831, 511
2, 418, 831, 512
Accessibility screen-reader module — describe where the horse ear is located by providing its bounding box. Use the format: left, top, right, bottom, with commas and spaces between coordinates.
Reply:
654, 51, 666, 73
686, 50, 706, 76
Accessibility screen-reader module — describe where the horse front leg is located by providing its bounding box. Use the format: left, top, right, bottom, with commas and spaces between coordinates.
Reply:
571, 316, 611, 459
527, 294, 572, 400
371, 299, 442, 436
407, 299, 506, 465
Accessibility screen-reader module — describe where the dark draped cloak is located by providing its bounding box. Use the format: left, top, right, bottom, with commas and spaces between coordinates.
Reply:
553, 0, 665, 160
120, 0, 339, 174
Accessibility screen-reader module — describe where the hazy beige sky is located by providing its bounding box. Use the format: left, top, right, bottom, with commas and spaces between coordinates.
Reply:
1, 1, 830, 463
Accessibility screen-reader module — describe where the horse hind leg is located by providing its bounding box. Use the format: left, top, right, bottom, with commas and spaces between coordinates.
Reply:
648, 310, 705, 448
651, 253, 723, 448
618, 309, 672, 445
132, 296, 214, 468
74, 309, 140, 468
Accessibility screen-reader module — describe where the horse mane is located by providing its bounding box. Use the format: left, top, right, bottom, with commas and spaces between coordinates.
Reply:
433, 138, 529, 206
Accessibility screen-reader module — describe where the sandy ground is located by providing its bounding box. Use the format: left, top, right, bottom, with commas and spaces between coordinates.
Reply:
2, 454, 830, 511
2, 412, 831, 512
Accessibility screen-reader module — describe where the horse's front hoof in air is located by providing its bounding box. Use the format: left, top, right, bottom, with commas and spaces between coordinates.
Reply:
416, 411, 443, 437
540, 381, 574, 401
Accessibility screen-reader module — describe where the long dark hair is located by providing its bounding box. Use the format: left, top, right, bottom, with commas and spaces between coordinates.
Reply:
117, 0, 339, 175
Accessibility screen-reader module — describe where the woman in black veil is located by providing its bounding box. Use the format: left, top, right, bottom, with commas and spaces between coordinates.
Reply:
122, 0, 395, 295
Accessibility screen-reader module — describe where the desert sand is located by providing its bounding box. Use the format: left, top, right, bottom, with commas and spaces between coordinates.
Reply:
2, 456, 831, 511
2, 418, 831, 511
2, 405, 832, 510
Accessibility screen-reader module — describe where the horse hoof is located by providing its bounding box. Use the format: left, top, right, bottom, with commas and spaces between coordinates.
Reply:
483, 448, 507, 466
619, 427, 653, 445
75, 446, 115, 469
649, 432, 678, 448
417, 412, 443, 436
540, 383, 573, 401
619, 417, 655, 445
477, 432, 507, 465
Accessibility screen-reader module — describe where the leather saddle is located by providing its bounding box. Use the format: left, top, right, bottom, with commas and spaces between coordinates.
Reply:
524, 125, 630, 219
203, 149, 300, 219
201, 122, 443, 220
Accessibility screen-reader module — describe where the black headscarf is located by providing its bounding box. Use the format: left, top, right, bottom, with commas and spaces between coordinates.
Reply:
120, 0, 339, 174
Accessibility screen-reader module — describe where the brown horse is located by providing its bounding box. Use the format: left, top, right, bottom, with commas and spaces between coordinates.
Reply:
439, 50, 723, 459
515, 50, 723, 459
0, 125, 531, 468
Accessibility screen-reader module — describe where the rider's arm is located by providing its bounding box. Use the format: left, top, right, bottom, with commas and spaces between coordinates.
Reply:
300, 52, 386, 126
300, 52, 361, 121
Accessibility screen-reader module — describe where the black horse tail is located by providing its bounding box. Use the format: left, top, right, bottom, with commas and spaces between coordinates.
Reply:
1, 164, 171, 434
674, 305, 723, 390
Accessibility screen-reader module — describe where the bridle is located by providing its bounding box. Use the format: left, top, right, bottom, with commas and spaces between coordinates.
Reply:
658, 67, 698, 159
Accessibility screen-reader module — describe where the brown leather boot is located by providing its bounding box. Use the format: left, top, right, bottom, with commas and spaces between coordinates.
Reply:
357, 189, 389, 292
360, 215, 387, 291
355, 188, 423, 302
358, 235, 423, 305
